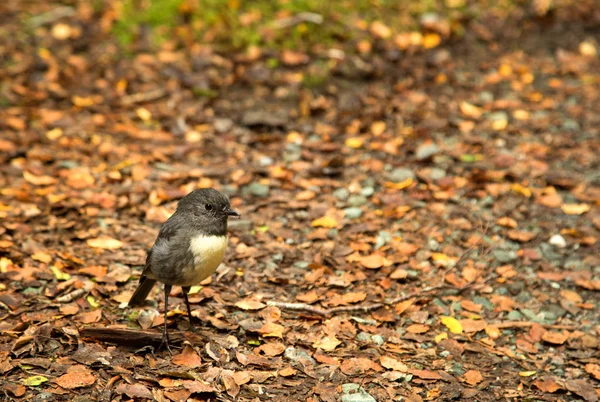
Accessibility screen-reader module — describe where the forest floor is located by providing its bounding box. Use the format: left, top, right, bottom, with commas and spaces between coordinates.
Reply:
0, 1, 599, 401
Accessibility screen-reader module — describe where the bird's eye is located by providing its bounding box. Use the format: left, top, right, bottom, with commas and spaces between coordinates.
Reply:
205, 204, 213, 211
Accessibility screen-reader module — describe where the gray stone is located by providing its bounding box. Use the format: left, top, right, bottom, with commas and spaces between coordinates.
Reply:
344, 207, 363, 219
258, 156, 274, 166
333, 188, 350, 200
389, 168, 415, 182
244, 182, 269, 197
347, 195, 368, 207
360, 187, 375, 197
493, 249, 517, 263
486, 111, 508, 122
284, 347, 316, 366
429, 168, 446, 180
549, 234, 567, 248
341, 384, 376, 402
415, 143, 440, 160
214, 118, 233, 133
507, 310, 523, 320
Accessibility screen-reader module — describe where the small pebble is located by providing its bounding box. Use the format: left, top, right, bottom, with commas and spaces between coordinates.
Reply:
549, 234, 567, 248
333, 188, 350, 200
244, 182, 269, 197
347, 195, 368, 207
389, 167, 415, 182
415, 143, 440, 160
344, 207, 363, 219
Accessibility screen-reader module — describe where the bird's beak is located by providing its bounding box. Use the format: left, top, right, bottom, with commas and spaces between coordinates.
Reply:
225, 208, 240, 218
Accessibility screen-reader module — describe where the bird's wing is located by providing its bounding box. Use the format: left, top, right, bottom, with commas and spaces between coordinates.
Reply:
140, 213, 182, 277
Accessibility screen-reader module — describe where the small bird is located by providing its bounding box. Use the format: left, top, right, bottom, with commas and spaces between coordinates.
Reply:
129, 188, 239, 351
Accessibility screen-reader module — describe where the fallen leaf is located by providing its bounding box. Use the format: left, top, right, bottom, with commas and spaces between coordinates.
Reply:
360, 253, 387, 269
410, 369, 442, 380
235, 299, 266, 311
542, 331, 568, 345
22, 376, 48, 387
459, 101, 483, 119
406, 324, 430, 334
55, 365, 96, 389
561, 203, 590, 215
463, 370, 483, 386
485, 325, 501, 339
172, 345, 202, 368
255, 342, 286, 357
585, 363, 600, 380
519, 371, 537, 377
313, 336, 341, 352
258, 322, 286, 338
115, 383, 153, 399
2, 383, 26, 397
370, 21, 392, 38
311, 216, 339, 228
340, 358, 383, 375
460, 319, 487, 334
279, 366, 298, 377
565, 379, 598, 402
533, 378, 563, 393
380, 356, 408, 372
31, 251, 52, 263
560, 289, 583, 303
440, 316, 463, 334
497, 216, 517, 228
24, 171, 57, 186
86, 237, 123, 250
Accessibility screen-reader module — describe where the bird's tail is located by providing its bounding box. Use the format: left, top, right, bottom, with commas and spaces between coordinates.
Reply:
128, 276, 157, 306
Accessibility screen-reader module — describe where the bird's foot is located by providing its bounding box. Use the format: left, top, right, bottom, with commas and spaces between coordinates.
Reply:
159, 333, 173, 355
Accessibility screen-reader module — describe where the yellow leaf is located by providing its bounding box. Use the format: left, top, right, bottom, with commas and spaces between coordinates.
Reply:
87, 237, 123, 250
46, 128, 63, 140
311, 216, 338, 228
86, 295, 99, 308
440, 316, 463, 334
345, 137, 364, 149
423, 33, 441, 49
485, 325, 500, 339
72, 96, 95, 107
136, 107, 152, 121
519, 371, 537, 377
32, 251, 52, 264
561, 203, 590, 215
370, 121, 386, 136
511, 183, 532, 198
385, 177, 413, 190
50, 265, 71, 281
435, 332, 448, 343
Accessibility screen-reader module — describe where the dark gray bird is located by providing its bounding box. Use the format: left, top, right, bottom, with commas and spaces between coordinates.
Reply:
129, 188, 239, 351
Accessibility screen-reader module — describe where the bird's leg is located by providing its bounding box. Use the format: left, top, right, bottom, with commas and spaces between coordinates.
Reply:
181, 286, 195, 331
159, 284, 173, 355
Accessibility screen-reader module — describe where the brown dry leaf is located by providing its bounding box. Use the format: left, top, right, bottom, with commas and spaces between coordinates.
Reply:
461, 266, 479, 282
172, 345, 201, 368
396, 242, 420, 256
313, 336, 342, 352
532, 378, 563, 393
76, 309, 102, 324
55, 365, 96, 389
66, 167, 95, 189
463, 369, 483, 386
329, 291, 367, 307
340, 358, 383, 375
561, 203, 590, 215
31, 251, 52, 263
232, 372, 251, 386
542, 331, 568, 345
380, 356, 408, 372
0, 240, 14, 248
23, 171, 57, 186
410, 369, 443, 380
296, 290, 319, 303
235, 299, 266, 311
221, 370, 240, 398
497, 216, 517, 228
536, 191, 562, 208
279, 366, 298, 377
585, 363, 600, 380
86, 237, 123, 250
406, 324, 430, 334
564, 379, 598, 402
390, 268, 408, 279
460, 319, 487, 334
255, 342, 286, 357
395, 298, 415, 315
460, 300, 482, 313
507, 230, 537, 242
115, 383, 153, 399
182, 380, 215, 394
257, 322, 285, 338
360, 253, 389, 269
3, 383, 26, 397
560, 289, 583, 303
516, 339, 539, 354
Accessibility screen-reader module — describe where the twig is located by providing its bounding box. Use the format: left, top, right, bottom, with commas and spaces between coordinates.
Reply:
120, 88, 168, 106
81, 327, 185, 346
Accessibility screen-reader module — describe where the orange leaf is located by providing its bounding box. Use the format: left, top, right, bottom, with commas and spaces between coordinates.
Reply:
463, 369, 483, 386
172, 345, 202, 368
560, 289, 583, 303
561, 203, 590, 215
532, 378, 563, 393
55, 365, 96, 389
380, 356, 408, 372
406, 324, 429, 334
542, 331, 568, 345
360, 253, 389, 269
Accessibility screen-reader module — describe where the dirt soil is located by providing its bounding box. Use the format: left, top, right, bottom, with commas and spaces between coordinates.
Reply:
1, 2, 599, 401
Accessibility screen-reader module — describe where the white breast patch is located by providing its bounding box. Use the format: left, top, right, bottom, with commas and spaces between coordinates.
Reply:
184, 234, 228, 285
